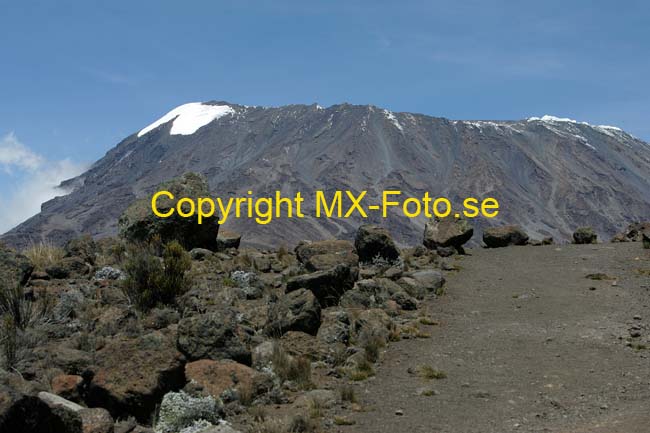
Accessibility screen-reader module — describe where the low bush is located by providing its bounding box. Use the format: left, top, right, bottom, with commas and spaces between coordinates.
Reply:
122, 240, 192, 311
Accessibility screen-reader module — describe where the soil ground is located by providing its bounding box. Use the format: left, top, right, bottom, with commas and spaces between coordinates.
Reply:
344, 243, 650, 433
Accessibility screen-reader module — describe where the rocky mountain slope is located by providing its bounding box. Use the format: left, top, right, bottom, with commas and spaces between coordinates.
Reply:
3, 102, 650, 249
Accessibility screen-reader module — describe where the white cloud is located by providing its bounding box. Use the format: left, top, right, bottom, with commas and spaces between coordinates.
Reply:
0, 133, 88, 234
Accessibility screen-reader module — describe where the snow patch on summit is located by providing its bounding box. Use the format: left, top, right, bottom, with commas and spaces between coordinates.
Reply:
138, 103, 235, 137
383, 110, 403, 131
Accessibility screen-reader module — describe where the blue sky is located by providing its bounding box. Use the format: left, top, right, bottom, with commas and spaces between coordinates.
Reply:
1, 0, 649, 232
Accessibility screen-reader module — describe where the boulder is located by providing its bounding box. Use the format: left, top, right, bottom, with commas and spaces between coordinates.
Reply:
354, 225, 400, 263
390, 291, 418, 310
339, 278, 392, 309
611, 222, 650, 242
79, 408, 114, 433
351, 309, 394, 345
86, 332, 186, 423
177, 310, 251, 365
51, 374, 83, 402
265, 289, 321, 336
295, 240, 359, 271
409, 270, 445, 293
0, 245, 33, 286
36, 392, 84, 433
423, 217, 473, 254
118, 173, 220, 250
190, 248, 213, 261
317, 308, 351, 345
286, 263, 358, 307
216, 230, 241, 251
483, 225, 529, 248
573, 227, 597, 244
185, 359, 259, 400
396, 277, 427, 300
155, 391, 222, 433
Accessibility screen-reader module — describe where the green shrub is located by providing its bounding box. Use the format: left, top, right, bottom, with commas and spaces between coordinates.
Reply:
122, 241, 192, 311
0, 282, 33, 330
1, 315, 17, 369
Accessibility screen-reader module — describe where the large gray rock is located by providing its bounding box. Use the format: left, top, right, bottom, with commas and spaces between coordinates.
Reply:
286, 263, 358, 307
177, 310, 251, 365
423, 217, 473, 254
573, 227, 597, 244
265, 289, 321, 336
355, 225, 400, 263
118, 173, 219, 250
0, 373, 79, 433
483, 225, 529, 248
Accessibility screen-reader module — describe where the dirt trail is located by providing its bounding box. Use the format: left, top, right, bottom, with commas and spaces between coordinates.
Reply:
346, 243, 650, 433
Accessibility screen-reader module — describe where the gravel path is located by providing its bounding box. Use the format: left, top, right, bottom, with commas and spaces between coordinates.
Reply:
345, 243, 650, 433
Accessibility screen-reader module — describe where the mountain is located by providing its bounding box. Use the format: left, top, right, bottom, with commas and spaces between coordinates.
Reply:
2, 102, 650, 249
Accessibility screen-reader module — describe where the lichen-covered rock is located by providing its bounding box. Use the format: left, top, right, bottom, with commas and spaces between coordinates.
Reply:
286, 263, 358, 307
86, 332, 186, 422
317, 308, 351, 345
354, 225, 400, 263
339, 278, 392, 309
265, 289, 321, 336
177, 310, 251, 365
423, 217, 473, 254
118, 173, 219, 250
93, 266, 125, 281
573, 227, 597, 244
154, 391, 222, 433
483, 225, 529, 248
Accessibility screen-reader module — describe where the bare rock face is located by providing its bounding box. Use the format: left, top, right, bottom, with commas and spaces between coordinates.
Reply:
177, 309, 252, 365
85, 332, 186, 423
265, 288, 321, 336
118, 172, 220, 250
573, 227, 597, 244
483, 225, 529, 248
423, 218, 473, 254
355, 225, 400, 263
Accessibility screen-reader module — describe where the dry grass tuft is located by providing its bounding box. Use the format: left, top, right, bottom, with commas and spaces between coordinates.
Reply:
23, 242, 64, 271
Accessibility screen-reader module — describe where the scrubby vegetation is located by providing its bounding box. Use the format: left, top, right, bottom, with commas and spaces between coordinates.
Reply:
121, 240, 192, 311
23, 241, 64, 271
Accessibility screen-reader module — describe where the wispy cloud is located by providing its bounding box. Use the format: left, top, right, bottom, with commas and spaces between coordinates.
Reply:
86, 67, 135, 85
0, 133, 88, 234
